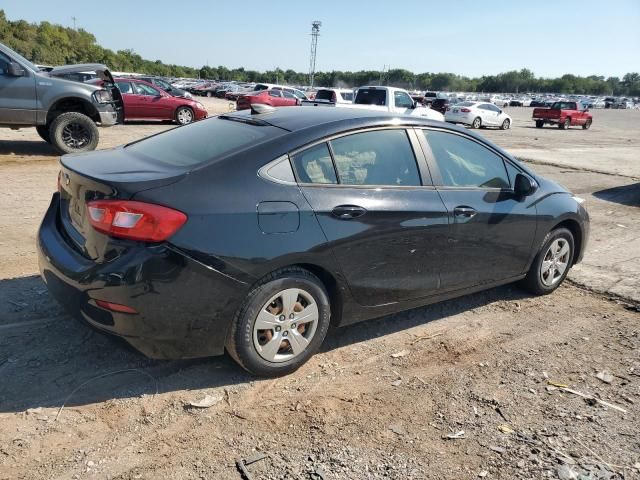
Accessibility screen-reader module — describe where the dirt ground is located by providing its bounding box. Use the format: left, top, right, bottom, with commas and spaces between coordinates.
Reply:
0, 100, 639, 480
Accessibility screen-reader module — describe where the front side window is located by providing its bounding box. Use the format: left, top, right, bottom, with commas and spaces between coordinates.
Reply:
282, 91, 296, 99
330, 130, 421, 186
341, 92, 354, 101
394, 91, 414, 109
421, 130, 509, 189
291, 142, 337, 184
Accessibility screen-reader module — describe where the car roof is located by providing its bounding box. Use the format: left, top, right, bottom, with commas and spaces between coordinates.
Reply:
225, 106, 446, 133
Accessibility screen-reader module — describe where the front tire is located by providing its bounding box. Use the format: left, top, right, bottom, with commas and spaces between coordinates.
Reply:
501, 119, 511, 130
535, 120, 544, 128
175, 106, 194, 125
520, 227, 574, 295
226, 268, 331, 377
582, 119, 592, 130
471, 117, 482, 129
49, 112, 99, 154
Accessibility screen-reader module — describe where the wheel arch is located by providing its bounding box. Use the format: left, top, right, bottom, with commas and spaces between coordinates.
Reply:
46, 97, 99, 124
551, 218, 583, 265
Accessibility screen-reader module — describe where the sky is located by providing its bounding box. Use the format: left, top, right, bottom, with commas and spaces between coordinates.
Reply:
3, 0, 639, 78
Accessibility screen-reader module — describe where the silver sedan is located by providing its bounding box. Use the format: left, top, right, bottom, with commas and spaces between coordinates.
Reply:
445, 101, 512, 129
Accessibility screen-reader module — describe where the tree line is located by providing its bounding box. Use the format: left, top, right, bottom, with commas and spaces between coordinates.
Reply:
1, 10, 638, 96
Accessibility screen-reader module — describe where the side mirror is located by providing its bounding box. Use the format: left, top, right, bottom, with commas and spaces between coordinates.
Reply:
514, 173, 537, 197
8, 61, 25, 77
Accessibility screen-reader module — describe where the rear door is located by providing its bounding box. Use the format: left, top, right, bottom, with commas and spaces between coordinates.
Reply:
293, 128, 450, 306
418, 129, 538, 291
0, 51, 37, 125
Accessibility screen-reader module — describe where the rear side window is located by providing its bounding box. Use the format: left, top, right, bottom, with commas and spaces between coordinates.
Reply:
291, 143, 337, 184
134, 83, 160, 96
421, 130, 509, 189
116, 81, 133, 94
268, 90, 282, 97
126, 117, 280, 168
330, 130, 421, 186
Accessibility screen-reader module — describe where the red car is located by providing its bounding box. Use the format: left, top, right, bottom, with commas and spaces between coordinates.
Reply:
112, 78, 207, 125
236, 89, 300, 110
532, 101, 592, 130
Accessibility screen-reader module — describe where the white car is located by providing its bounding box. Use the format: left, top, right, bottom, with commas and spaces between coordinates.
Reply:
445, 101, 512, 129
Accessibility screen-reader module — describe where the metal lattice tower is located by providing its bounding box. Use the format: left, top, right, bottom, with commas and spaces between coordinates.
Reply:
309, 21, 322, 88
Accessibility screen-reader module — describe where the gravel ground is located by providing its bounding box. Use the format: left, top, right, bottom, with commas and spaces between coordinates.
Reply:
0, 100, 638, 480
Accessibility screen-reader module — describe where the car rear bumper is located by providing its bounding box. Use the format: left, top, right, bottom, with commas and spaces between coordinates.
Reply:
37, 193, 248, 359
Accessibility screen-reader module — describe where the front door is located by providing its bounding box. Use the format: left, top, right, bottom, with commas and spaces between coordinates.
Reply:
418, 129, 538, 291
392, 90, 415, 114
292, 128, 450, 306
0, 52, 37, 125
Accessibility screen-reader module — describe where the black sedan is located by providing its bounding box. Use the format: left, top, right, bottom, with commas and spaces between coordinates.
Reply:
38, 107, 589, 376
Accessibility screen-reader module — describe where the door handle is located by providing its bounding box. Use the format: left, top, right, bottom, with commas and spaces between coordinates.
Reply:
453, 206, 477, 218
332, 205, 367, 219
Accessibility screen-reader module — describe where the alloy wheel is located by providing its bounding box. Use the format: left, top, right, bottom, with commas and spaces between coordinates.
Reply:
540, 238, 571, 287
61, 122, 90, 149
253, 288, 319, 363
177, 108, 193, 125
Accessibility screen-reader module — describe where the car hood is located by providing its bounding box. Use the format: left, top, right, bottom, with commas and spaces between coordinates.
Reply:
48, 63, 115, 83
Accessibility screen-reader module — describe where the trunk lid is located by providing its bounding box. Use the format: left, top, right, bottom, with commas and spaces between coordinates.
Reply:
58, 147, 187, 261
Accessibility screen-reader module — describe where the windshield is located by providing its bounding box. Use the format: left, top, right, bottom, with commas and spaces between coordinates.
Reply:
1, 43, 39, 72
126, 116, 282, 168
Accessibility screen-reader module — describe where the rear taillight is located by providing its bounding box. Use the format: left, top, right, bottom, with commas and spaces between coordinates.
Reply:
461, 108, 471, 112
331, 92, 337, 103
57, 170, 62, 192
86, 200, 187, 242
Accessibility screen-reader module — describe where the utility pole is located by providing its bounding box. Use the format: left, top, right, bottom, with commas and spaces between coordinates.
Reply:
379, 65, 389, 85
308, 21, 321, 88
71, 16, 77, 30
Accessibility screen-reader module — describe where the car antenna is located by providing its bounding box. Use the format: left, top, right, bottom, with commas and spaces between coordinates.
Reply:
250, 104, 276, 115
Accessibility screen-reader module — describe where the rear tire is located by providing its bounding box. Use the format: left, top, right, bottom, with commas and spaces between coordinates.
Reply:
49, 112, 99, 154
471, 117, 482, 129
520, 227, 575, 295
559, 118, 570, 130
582, 119, 592, 130
206, 91, 213, 98
535, 120, 544, 128
36, 125, 51, 144
226, 267, 331, 377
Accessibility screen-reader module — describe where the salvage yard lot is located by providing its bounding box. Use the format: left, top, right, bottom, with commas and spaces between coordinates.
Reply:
0, 101, 639, 479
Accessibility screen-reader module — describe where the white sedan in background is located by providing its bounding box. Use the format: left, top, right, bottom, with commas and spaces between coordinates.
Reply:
445, 101, 512, 130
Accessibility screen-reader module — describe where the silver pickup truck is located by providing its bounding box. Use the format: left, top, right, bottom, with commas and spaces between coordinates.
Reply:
0, 42, 123, 153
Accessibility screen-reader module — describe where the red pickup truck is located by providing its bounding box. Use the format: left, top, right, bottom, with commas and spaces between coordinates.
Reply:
532, 101, 592, 130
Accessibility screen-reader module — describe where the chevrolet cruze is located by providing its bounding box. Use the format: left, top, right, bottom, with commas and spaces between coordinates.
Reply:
38, 107, 589, 376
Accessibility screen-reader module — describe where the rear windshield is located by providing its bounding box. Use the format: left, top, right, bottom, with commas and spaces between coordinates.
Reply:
355, 89, 387, 105
253, 84, 270, 91
126, 116, 280, 168
315, 90, 335, 101
457, 101, 475, 107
